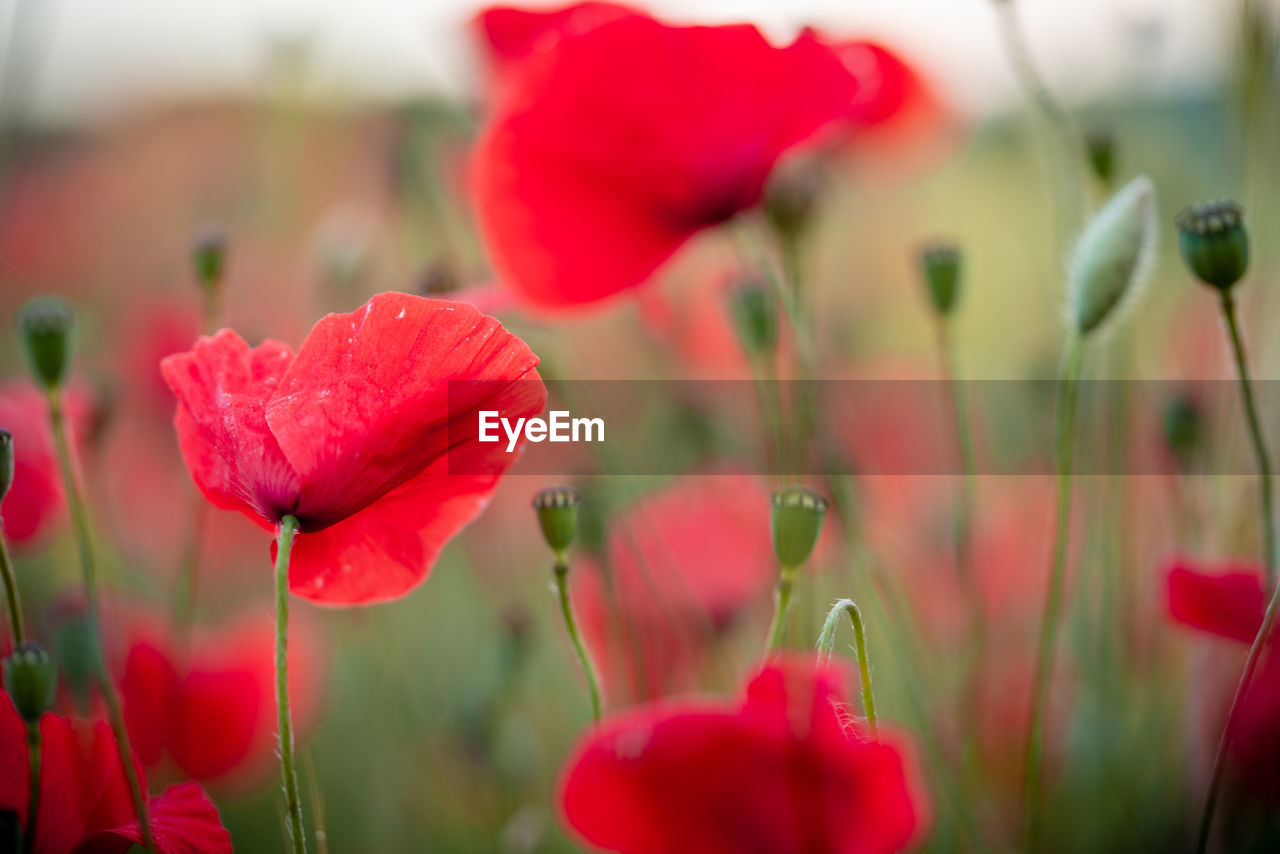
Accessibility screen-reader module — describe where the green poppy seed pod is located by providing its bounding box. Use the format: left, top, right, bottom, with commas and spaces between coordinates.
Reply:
1163, 394, 1203, 469
1175, 200, 1249, 292
1084, 129, 1116, 187
533, 485, 581, 558
729, 283, 778, 356
1066, 174, 1157, 336
771, 485, 827, 569
0, 429, 12, 503
919, 241, 962, 317
192, 225, 228, 293
3, 642, 57, 725
17, 295, 76, 391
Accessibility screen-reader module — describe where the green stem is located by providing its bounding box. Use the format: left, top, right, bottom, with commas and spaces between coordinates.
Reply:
1195, 293, 1279, 853
1221, 292, 1276, 585
553, 558, 602, 723
0, 534, 26, 646
766, 565, 799, 651
816, 598, 878, 737
275, 515, 308, 854
46, 389, 154, 854
23, 721, 38, 854
1021, 333, 1085, 850
937, 320, 980, 633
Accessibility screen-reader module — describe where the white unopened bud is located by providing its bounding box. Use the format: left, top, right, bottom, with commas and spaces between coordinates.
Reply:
1065, 175, 1157, 336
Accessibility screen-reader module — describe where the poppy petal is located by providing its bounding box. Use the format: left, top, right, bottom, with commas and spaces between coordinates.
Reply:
75, 781, 232, 854
161, 330, 300, 524
1166, 559, 1266, 644
265, 293, 542, 529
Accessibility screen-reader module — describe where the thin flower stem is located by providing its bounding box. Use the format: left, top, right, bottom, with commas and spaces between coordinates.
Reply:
1221, 292, 1275, 585
1195, 293, 1279, 853
46, 390, 154, 854
23, 721, 38, 854
1021, 332, 1085, 850
936, 321, 980, 642
766, 565, 798, 651
0, 535, 26, 646
275, 514, 308, 854
553, 558, 602, 723
816, 598, 877, 737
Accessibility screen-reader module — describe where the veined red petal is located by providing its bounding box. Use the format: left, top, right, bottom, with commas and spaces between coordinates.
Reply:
75, 781, 232, 854
161, 330, 300, 524
265, 292, 542, 529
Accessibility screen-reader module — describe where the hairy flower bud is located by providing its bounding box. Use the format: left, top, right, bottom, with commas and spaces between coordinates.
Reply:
771, 485, 827, 569
18, 296, 77, 391
919, 241, 962, 317
1066, 175, 1157, 336
4, 642, 57, 725
1175, 200, 1249, 292
533, 485, 581, 558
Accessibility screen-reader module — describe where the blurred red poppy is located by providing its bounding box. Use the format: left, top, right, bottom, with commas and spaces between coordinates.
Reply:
0, 380, 96, 549
559, 656, 927, 853
572, 473, 775, 703
470, 13, 857, 308
1165, 558, 1266, 644
473, 2, 637, 87
161, 292, 545, 605
115, 609, 326, 787
0, 695, 232, 853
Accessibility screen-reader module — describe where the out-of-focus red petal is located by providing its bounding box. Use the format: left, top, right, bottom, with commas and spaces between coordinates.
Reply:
475, 2, 638, 71
558, 659, 925, 854
74, 781, 232, 854
120, 639, 180, 767
1165, 559, 1266, 644
161, 330, 300, 524
471, 16, 857, 307
265, 292, 541, 529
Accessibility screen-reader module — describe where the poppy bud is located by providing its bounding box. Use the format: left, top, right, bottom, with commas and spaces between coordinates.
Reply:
192, 225, 228, 293
1066, 174, 1157, 336
919, 241, 962, 317
18, 295, 76, 391
1163, 394, 1203, 470
763, 161, 823, 246
0, 429, 12, 503
771, 485, 827, 569
3, 642, 57, 725
1175, 200, 1249, 292
729, 283, 778, 356
1084, 129, 1116, 187
533, 485, 581, 559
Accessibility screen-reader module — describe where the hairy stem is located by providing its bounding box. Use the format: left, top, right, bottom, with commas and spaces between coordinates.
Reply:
553, 558, 603, 723
816, 598, 878, 736
0, 534, 25, 646
275, 515, 308, 854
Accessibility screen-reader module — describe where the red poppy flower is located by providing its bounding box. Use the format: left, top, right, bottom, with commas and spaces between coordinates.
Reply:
571, 473, 775, 703
473, 2, 637, 84
470, 13, 858, 308
0, 380, 95, 549
0, 696, 232, 853
161, 292, 545, 605
1165, 558, 1266, 644
559, 656, 927, 853
115, 609, 326, 786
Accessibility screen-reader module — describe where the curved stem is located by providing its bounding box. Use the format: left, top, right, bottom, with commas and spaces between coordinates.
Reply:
1021, 333, 1085, 850
0, 535, 25, 646
1195, 293, 1278, 853
1221, 292, 1275, 585
766, 565, 799, 651
816, 598, 878, 737
22, 721, 38, 854
275, 515, 308, 854
46, 390, 154, 853
553, 558, 602, 723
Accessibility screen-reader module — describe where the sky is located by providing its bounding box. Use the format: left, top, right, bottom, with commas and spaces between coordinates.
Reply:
3, 0, 1243, 124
